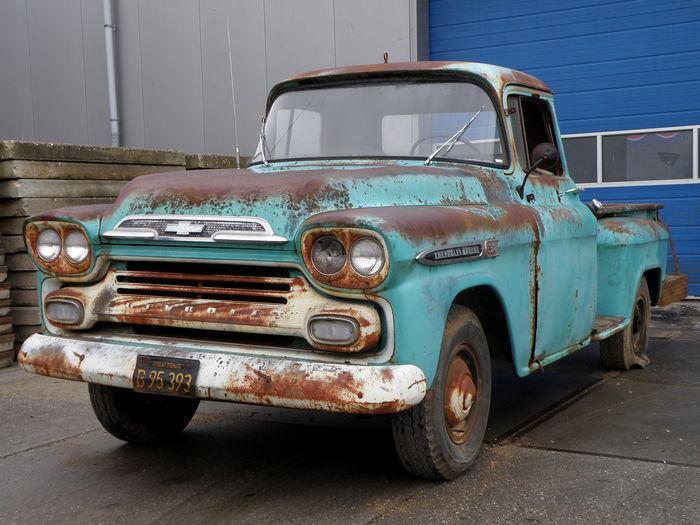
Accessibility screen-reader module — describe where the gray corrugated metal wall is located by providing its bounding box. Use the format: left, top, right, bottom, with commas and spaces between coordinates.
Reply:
0, 0, 425, 156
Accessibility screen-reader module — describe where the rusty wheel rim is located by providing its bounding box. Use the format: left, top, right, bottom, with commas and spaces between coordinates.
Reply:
631, 297, 647, 355
444, 344, 479, 445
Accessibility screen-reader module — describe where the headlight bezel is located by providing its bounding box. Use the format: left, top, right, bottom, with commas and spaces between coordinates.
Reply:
25, 221, 92, 275
301, 228, 389, 289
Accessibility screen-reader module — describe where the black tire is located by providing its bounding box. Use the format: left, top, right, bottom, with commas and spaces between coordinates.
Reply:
391, 305, 491, 480
600, 277, 651, 370
88, 383, 199, 444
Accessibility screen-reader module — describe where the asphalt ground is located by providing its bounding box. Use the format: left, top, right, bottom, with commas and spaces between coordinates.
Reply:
1, 306, 698, 524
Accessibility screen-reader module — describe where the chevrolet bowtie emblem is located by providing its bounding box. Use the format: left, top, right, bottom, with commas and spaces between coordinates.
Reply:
164, 221, 206, 236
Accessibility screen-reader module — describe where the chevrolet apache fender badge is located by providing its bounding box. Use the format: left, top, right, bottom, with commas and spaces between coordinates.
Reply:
415, 240, 498, 265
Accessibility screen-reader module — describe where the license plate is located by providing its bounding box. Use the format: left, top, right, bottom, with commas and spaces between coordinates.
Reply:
132, 355, 200, 398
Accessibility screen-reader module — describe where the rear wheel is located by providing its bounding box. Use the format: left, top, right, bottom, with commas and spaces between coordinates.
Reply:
600, 277, 651, 370
88, 383, 199, 444
391, 305, 491, 480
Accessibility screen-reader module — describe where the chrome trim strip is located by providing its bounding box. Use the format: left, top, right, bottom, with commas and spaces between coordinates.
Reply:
103, 228, 157, 239
103, 214, 288, 244
211, 231, 288, 244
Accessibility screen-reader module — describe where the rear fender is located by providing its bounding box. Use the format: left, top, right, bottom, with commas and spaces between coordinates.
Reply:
596, 217, 668, 318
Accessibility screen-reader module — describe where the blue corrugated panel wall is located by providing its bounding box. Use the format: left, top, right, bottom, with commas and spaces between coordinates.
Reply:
430, 0, 700, 296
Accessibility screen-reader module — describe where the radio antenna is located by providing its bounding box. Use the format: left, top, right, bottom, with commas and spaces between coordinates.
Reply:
226, 14, 241, 168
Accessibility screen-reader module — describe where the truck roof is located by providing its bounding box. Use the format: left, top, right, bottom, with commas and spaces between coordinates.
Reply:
268, 61, 551, 108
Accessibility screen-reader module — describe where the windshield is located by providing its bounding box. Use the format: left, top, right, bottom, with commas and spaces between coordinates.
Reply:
251, 81, 507, 166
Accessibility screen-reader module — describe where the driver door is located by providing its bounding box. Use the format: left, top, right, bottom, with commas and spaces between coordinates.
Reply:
508, 93, 598, 363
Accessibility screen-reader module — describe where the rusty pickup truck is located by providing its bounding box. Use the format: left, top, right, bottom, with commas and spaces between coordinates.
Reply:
18, 62, 686, 480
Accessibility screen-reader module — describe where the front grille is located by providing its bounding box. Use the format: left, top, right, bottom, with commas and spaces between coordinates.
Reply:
116, 261, 292, 304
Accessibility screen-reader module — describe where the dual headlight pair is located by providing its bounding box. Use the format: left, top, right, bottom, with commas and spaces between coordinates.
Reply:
302, 229, 388, 289
25, 222, 91, 274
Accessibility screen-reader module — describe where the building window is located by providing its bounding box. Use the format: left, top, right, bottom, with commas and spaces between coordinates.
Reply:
602, 131, 693, 182
563, 137, 597, 184
562, 126, 698, 185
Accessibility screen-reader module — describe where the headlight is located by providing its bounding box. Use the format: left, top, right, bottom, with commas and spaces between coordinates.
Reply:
302, 228, 388, 289
350, 237, 384, 276
311, 235, 346, 275
25, 221, 92, 275
36, 228, 61, 262
64, 230, 89, 263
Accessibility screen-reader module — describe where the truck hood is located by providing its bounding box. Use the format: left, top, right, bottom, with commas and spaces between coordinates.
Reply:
101, 164, 506, 247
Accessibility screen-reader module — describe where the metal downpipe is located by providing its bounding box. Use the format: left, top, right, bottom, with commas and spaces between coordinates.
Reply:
102, 0, 120, 147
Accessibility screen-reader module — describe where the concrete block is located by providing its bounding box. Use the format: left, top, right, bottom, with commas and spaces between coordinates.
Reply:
0, 159, 184, 180
7, 271, 37, 290
10, 288, 38, 306
1, 197, 115, 217
10, 306, 39, 326
0, 349, 14, 368
0, 179, 125, 198
185, 153, 246, 170
0, 140, 185, 166
6, 253, 34, 272
0, 235, 26, 254
0, 217, 25, 236
0, 316, 12, 334
14, 324, 40, 344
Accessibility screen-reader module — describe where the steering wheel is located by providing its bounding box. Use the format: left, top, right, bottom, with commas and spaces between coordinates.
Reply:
409, 134, 482, 157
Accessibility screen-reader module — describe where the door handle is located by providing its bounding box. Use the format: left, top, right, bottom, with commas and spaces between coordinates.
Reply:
557, 186, 583, 199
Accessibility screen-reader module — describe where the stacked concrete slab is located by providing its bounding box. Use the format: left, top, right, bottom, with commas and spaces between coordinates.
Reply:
0, 240, 13, 367
0, 141, 188, 354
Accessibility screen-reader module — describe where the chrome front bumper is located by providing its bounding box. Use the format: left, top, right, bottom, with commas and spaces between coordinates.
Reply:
18, 334, 426, 414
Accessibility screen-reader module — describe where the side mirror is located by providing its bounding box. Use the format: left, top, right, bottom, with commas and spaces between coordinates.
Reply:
530, 142, 560, 172
517, 142, 560, 199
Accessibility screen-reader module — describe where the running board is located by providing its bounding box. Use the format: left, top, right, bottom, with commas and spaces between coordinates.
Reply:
590, 316, 629, 341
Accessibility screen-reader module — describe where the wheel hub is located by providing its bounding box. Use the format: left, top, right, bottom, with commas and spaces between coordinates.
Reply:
444, 348, 478, 444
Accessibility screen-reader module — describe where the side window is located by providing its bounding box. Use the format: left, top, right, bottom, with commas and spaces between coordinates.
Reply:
508, 95, 561, 175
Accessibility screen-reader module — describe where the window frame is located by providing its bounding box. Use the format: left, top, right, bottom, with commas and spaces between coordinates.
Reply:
249, 77, 512, 170
563, 125, 700, 187
507, 93, 562, 176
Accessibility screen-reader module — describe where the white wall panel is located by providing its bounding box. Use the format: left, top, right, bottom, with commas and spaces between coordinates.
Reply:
334, 0, 411, 66
114, 0, 145, 148
26, 0, 88, 144
138, 0, 205, 153
0, 0, 34, 141
0, 0, 420, 155
264, 0, 336, 90
199, 0, 267, 156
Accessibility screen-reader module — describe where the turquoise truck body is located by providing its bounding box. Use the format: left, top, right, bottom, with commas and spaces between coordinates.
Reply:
18, 62, 673, 414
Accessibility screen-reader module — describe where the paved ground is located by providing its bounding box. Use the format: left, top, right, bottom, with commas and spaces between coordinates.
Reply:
1, 307, 699, 524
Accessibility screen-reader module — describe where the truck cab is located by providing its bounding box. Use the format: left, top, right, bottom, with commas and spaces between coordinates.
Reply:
18, 61, 683, 480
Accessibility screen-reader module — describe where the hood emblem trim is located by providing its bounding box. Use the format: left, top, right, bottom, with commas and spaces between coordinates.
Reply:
103, 215, 288, 244
415, 239, 498, 265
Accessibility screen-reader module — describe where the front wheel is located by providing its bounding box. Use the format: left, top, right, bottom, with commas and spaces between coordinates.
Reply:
391, 305, 491, 480
88, 384, 199, 444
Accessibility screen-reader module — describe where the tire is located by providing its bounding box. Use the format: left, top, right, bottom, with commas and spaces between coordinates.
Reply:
600, 277, 651, 370
391, 305, 492, 480
88, 383, 199, 445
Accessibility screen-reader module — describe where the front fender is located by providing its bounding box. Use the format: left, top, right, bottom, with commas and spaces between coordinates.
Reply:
300, 205, 539, 385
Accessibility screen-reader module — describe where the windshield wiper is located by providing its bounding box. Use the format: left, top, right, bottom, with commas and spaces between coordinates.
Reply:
257, 117, 270, 166
425, 106, 485, 165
